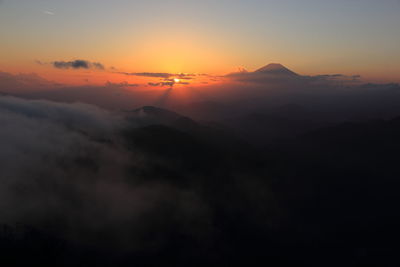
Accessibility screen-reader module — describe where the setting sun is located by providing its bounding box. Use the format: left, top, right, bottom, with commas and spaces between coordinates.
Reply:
174, 78, 181, 83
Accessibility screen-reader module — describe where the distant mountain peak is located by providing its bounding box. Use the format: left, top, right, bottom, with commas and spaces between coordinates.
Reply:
255, 63, 298, 76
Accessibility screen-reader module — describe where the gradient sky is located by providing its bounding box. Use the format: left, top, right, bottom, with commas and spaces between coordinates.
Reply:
1, 0, 400, 83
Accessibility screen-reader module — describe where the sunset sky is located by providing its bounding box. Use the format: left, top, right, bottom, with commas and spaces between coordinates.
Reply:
1, 0, 399, 84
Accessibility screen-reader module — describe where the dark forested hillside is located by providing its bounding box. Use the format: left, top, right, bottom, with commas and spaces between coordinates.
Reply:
1, 101, 400, 266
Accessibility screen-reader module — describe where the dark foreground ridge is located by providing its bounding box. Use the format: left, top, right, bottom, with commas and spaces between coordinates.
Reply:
1, 102, 400, 267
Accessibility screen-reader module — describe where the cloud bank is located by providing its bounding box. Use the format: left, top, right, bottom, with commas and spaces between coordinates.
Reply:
0, 71, 61, 93
0, 95, 210, 251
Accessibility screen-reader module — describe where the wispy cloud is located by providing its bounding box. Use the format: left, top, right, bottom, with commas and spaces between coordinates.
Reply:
35, 60, 46, 65
43, 10, 55, 16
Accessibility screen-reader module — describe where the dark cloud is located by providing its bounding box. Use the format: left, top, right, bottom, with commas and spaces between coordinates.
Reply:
119, 72, 196, 79
148, 82, 175, 87
122, 72, 173, 78
163, 78, 190, 85
146, 77, 192, 87
178, 77, 195, 80
92, 62, 105, 70
106, 81, 139, 87
53, 60, 105, 70
310, 73, 362, 83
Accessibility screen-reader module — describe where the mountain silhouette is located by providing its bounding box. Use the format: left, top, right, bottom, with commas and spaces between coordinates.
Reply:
126, 105, 251, 154
255, 63, 298, 76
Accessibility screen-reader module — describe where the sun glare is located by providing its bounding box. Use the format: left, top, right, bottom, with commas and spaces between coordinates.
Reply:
174, 78, 181, 83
